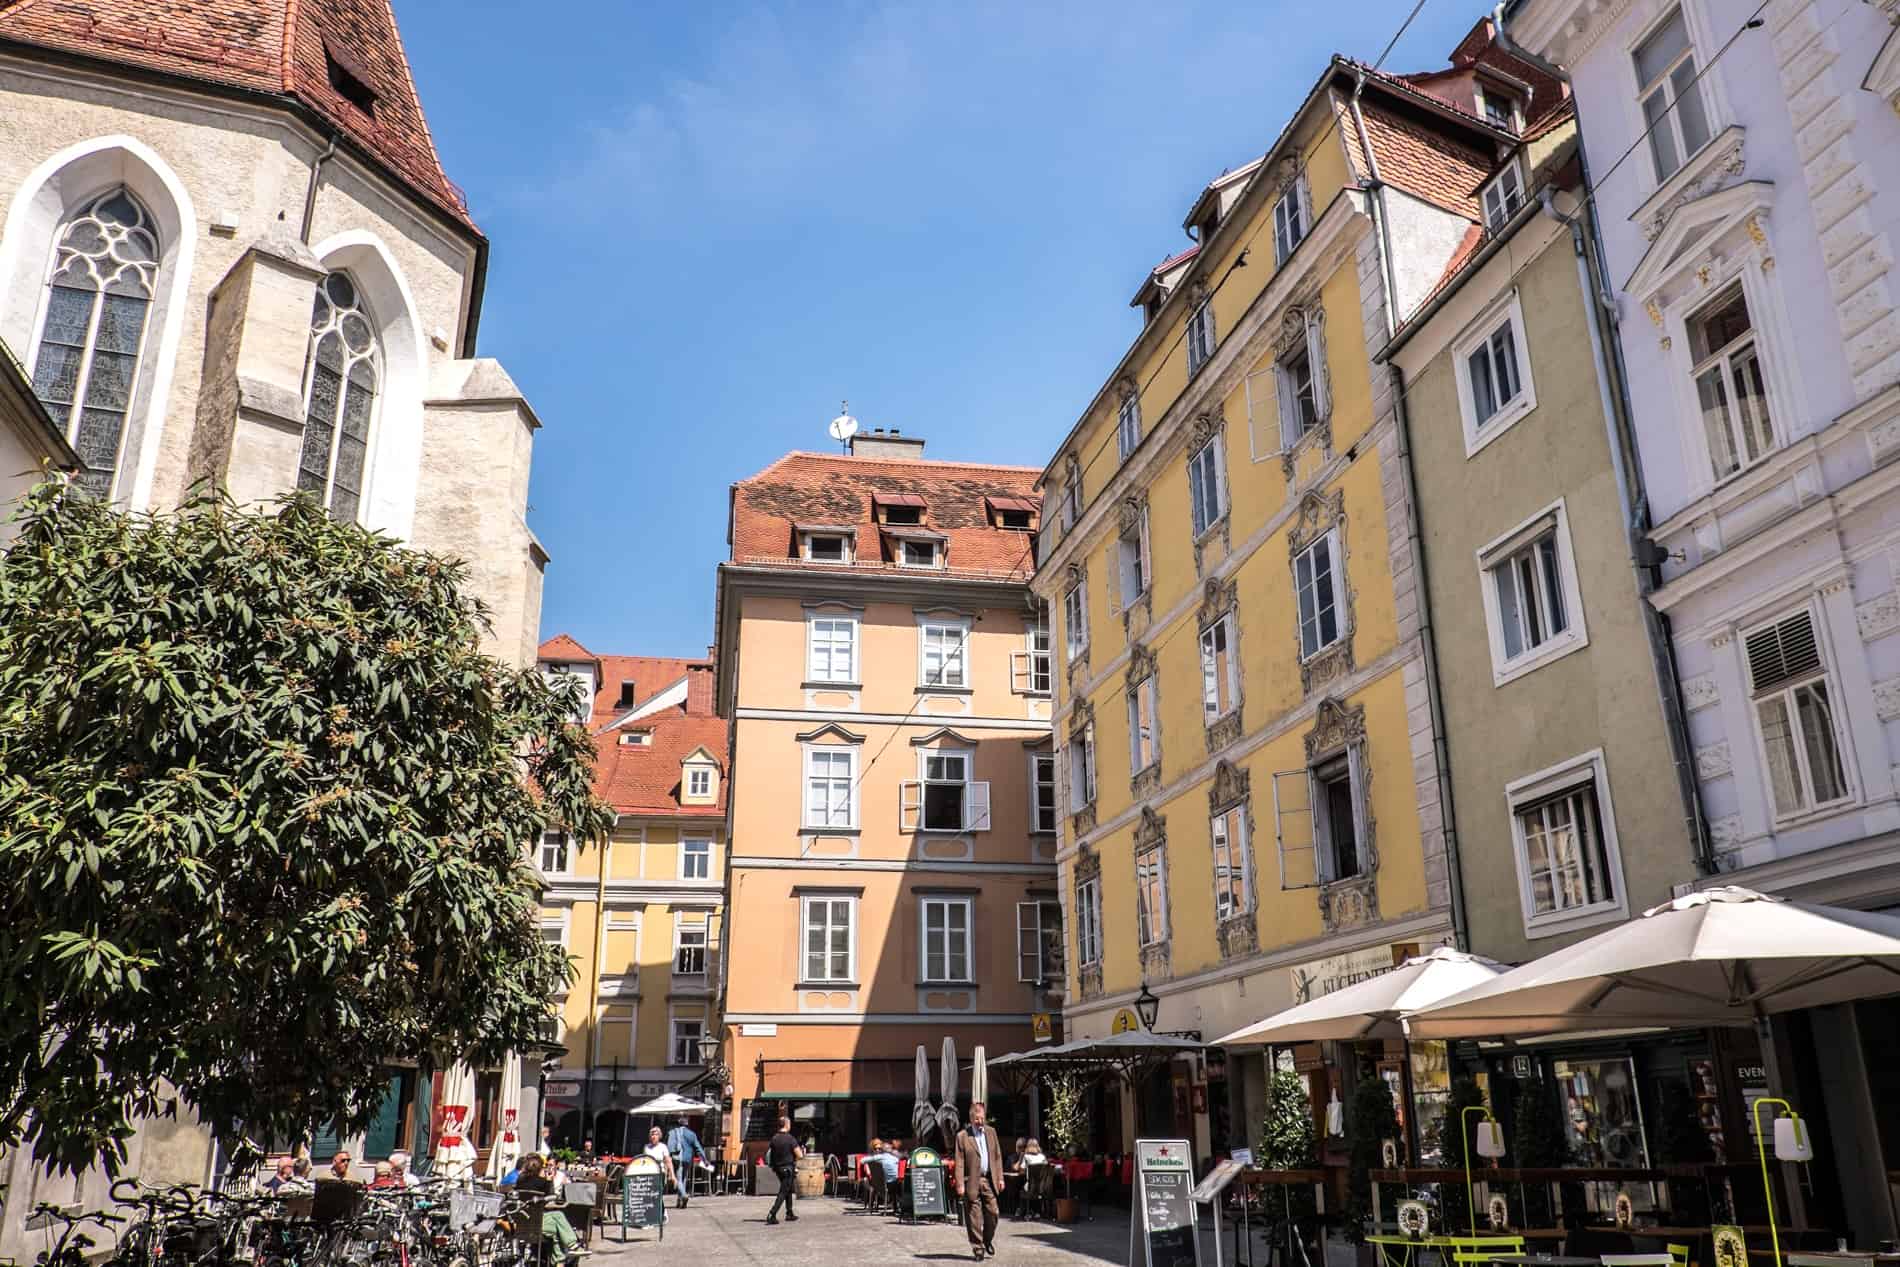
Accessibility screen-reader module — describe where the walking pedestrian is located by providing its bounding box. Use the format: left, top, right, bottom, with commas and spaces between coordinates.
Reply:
642, 1127, 678, 1204
763, 1117, 802, 1225
954, 1102, 1005, 1261
665, 1117, 703, 1209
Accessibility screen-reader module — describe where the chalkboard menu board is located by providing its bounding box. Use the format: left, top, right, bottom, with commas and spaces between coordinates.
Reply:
619, 1158, 665, 1242
908, 1147, 947, 1220
1130, 1139, 1197, 1267
743, 1101, 779, 1141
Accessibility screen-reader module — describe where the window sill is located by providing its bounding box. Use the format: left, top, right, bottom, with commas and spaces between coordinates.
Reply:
1299, 637, 1345, 665
1770, 795, 1862, 832
799, 825, 861, 836
1523, 898, 1626, 941
803, 679, 862, 691
1491, 629, 1588, 688
918, 979, 978, 988
1192, 514, 1229, 546
796, 980, 860, 989
1463, 394, 1536, 460
916, 684, 973, 695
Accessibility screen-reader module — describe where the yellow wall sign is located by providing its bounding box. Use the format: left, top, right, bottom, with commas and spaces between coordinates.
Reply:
1032, 1012, 1053, 1042
1111, 1007, 1140, 1034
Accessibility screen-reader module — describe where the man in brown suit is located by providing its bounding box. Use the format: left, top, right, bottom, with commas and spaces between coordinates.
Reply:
954, 1102, 1005, 1260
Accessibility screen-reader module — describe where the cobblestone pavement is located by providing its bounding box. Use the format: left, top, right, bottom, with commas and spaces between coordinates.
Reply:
581, 1189, 1243, 1265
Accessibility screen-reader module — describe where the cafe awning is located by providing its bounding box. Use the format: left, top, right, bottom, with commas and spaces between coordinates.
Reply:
988, 1031, 1206, 1083
1404, 885, 1900, 1039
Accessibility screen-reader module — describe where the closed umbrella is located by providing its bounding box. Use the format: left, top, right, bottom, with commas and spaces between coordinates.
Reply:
936, 1036, 961, 1141
1405, 886, 1900, 1039
913, 1046, 935, 1146
433, 1062, 479, 1182
972, 1045, 988, 1108
484, 1050, 524, 1180
1214, 946, 1505, 1045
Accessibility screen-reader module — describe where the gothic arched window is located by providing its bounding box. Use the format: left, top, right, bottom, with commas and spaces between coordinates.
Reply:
31, 188, 159, 498
298, 271, 379, 523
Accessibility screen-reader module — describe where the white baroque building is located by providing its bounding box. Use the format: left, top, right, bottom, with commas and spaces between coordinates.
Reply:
0, 0, 547, 667
0, 0, 550, 1247
1506, 0, 1900, 900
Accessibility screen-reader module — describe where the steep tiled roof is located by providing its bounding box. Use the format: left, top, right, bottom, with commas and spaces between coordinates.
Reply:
729, 451, 1040, 582
0, 0, 476, 233
1356, 98, 1495, 221
536, 640, 727, 817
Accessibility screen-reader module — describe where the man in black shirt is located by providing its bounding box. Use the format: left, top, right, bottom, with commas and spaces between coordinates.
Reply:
764, 1118, 803, 1225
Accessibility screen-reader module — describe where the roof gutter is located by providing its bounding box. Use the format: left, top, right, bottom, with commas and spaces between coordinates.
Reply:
1349, 68, 1403, 341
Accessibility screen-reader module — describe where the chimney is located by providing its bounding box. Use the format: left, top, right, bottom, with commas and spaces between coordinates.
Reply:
686, 663, 716, 716
617, 679, 635, 708
848, 426, 926, 460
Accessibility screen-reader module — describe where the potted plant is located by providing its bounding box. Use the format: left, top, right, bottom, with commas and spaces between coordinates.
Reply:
1042, 1072, 1087, 1223
1345, 1077, 1400, 1253
1259, 1068, 1319, 1262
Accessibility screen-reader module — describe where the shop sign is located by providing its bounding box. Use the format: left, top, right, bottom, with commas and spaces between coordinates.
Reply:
1290, 943, 1415, 1005
1130, 1139, 1198, 1267
1111, 1007, 1141, 1034
740, 1023, 778, 1037
1032, 1012, 1054, 1042
545, 1079, 581, 1097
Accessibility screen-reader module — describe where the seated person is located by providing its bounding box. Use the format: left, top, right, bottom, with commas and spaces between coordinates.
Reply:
515, 1155, 590, 1262
369, 1162, 400, 1190
871, 1140, 901, 1182
263, 1158, 298, 1194
1021, 1139, 1049, 1166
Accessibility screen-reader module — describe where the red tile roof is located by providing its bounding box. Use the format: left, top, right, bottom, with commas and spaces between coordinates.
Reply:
729, 451, 1040, 581
536, 639, 728, 817
1355, 98, 1495, 221
0, 0, 477, 234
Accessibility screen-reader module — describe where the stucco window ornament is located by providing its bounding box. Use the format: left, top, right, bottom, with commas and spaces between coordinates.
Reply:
1274, 304, 1333, 481
1198, 578, 1245, 753
1208, 759, 1259, 961
1064, 560, 1090, 686
1073, 842, 1103, 1000
298, 271, 381, 524
32, 186, 160, 500
1636, 127, 1747, 243
1067, 699, 1097, 836
1132, 807, 1172, 981
1115, 494, 1153, 637
1286, 488, 1355, 694
1186, 411, 1233, 575
1127, 642, 1162, 801
1302, 697, 1379, 934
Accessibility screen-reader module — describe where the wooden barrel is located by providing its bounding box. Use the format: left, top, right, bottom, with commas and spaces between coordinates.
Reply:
794, 1155, 826, 1196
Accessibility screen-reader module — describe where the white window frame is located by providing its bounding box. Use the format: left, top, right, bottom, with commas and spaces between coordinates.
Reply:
679, 836, 712, 881
1310, 749, 1369, 885
1187, 432, 1226, 538
908, 746, 986, 833
1069, 724, 1097, 812
1742, 606, 1856, 823
1272, 179, 1310, 266
919, 895, 974, 984
539, 910, 571, 954
800, 893, 858, 983
1061, 470, 1081, 531
1294, 529, 1343, 661
1030, 751, 1058, 834
1453, 291, 1537, 456
1117, 508, 1151, 607
1200, 612, 1240, 723
685, 766, 713, 799
1064, 580, 1089, 662
1211, 803, 1251, 921
800, 531, 853, 563
1687, 279, 1777, 484
1128, 676, 1159, 774
918, 616, 971, 689
1117, 389, 1142, 461
1504, 748, 1629, 939
801, 746, 858, 830
1476, 83, 1521, 132
1134, 846, 1168, 946
1476, 499, 1590, 686
668, 1012, 706, 1067
1630, 5, 1716, 186
1011, 618, 1052, 696
898, 537, 942, 569
806, 610, 860, 684
1075, 878, 1103, 967
1016, 898, 1064, 984
672, 919, 709, 979
538, 829, 571, 876
1186, 299, 1217, 374
1481, 159, 1525, 233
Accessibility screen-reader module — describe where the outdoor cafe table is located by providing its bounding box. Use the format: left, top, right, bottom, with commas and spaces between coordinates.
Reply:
1785, 1255, 1900, 1267
1486, 1257, 1602, 1266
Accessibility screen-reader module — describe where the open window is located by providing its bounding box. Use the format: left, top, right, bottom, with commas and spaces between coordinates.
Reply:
1117, 387, 1142, 461
1311, 752, 1367, 883
1271, 715, 1368, 890
1128, 675, 1159, 774
1200, 613, 1239, 723
900, 747, 991, 833
1135, 846, 1169, 946
1689, 281, 1775, 482
1016, 899, 1064, 984
1011, 607, 1053, 695
1187, 430, 1226, 537
1068, 723, 1097, 812
1481, 159, 1525, 233
1186, 299, 1217, 374
1074, 877, 1103, 967
1117, 506, 1151, 606
1273, 177, 1310, 265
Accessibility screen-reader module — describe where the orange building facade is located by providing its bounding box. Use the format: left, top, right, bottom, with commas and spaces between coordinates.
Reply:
713, 432, 1061, 1160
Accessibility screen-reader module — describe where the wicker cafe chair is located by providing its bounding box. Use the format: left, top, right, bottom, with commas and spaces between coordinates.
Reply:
865, 1162, 892, 1214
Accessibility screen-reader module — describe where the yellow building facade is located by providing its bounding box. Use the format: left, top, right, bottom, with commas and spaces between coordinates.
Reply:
1032, 56, 1510, 1153
535, 638, 727, 1154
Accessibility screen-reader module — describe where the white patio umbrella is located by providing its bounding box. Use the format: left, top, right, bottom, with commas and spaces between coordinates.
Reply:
433, 1061, 479, 1182
628, 1092, 717, 1115
1214, 946, 1505, 1046
483, 1050, 524, 1181
1405, 886, 1900, 1039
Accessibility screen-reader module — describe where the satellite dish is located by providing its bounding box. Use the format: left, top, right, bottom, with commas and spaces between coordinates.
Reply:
828, 401, 859, 445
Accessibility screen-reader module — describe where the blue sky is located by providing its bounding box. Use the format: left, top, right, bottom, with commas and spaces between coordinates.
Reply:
401, 1, 1489, 659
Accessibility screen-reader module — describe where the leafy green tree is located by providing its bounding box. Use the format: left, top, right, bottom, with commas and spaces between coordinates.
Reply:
0, 486, 612, 1173
1436, 1077, 1487, 1233
1344, 1077, 1400, 1243
1259, 1067, 1319, 1236
1042, 1072, 1087, 1159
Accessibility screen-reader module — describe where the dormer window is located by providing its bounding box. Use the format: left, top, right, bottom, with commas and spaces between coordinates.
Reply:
900, 538, 940, 568
323, 42, 377, 117
1000, 508, 1030, 530
1482, 159, 1525, 233
885, 504, 923, 526
799, 529, 853, 563
1477, 84, 1520, 133
873, 490, 928, 526
681, 748, 720, 805
616, 680, 636, 708
619, 730, 652, 747
985, 495, 1039, 532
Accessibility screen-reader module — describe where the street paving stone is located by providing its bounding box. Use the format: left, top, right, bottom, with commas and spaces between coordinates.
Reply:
584, 1190, 1233, 1265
